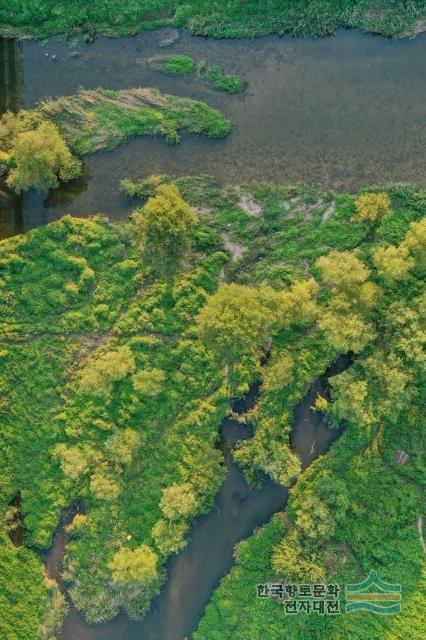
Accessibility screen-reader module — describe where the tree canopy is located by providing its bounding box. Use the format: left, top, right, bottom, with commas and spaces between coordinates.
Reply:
196, 283, 273, 372
133, 184, 197, 281
4, 119, 81, 193
109, 545, 158, 586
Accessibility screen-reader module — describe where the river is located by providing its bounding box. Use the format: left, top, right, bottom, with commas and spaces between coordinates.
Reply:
43, 359, 347, 640
1, 28, 426, 238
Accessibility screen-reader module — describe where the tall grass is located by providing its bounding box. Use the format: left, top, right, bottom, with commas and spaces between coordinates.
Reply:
1, 1, 426, 39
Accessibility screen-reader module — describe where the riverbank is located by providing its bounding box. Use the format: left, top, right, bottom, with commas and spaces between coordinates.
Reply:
1, 1, 426, 40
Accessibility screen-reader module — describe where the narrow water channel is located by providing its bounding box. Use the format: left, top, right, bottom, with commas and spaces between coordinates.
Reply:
44, 359, 347, 640
1, 28, 426, 237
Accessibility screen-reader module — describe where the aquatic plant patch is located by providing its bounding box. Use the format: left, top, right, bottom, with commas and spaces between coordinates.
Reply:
152, 54, 247, 93
41, 87, 232, 151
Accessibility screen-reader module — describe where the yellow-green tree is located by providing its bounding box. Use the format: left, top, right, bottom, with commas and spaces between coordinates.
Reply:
327, 352, 410, 437
234, 423, 301, 487
0, 109, 43, 148
316, 251, 378, 352
80, 345, 135, 397
318, 307, 376, 353
90, 470, 120, 501
151, 519, 189, 554
402, 217, 426, 270
159, 482, 198, 520
109, 545, 158, 585
52, 444, 97, 479
291, 472, 349, 539
6, 121, 81, 193
104, 428, 140, 465
280, 278, 319, 326
196, 283, 273, 384
261, 352, 293, 393
373, 245, 414, 282
316, 250, 370, 293
132, 368, 165, 396
272, 530, 325, 582
133, 184, 197, 282
352, 192, 391, 224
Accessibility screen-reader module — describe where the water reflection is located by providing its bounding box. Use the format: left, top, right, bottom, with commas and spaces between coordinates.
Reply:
0, 38, 24, 237
0, 179, 24, 239
0, 37, 22, 113
44, 165, 91, 209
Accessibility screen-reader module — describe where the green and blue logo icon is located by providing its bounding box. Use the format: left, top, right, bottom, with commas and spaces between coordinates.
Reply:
345, 570, 401, 614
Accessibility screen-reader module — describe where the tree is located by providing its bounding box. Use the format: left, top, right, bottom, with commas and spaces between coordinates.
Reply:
90, 471, 120, 501
109, 545, 158, 585
373, 245, 414, 282
386, 300, 426, 370
317, 308, 376, 353
261, 442, 302, 486
159, 482, 198, 520
272, 530, 325, 582
6, 121, 81, 193
151, 519, 189, 554
295, 493, 334, 539
133, 184, 197, 282
280, 278, 319, 326
316, 250, 370, 294
52, 444, 96, 479
196, 283, 273, 381
291, 473, 349, 539
0, 109, 43, 149
352, 192, 391, 224
328, 352, 410, 435
262, 352, 293, 393
105, 428, 140, 465
64, 513, 88, 537
80, 345, 136, 397
328, 375, 372, 428
235, 436, 301, 487
132, 368, 165, 396
316, 251, 378, 352
402, 217, 426, 270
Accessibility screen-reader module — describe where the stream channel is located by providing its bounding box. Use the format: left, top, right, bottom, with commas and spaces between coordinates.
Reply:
44, 358, 349, 640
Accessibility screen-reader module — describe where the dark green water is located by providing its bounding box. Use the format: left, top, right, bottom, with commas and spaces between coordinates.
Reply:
1, 28, 426, 237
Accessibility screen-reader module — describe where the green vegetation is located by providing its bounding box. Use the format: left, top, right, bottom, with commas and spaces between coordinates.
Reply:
1, 1, 426, 39
0, 175, 425, 638
0, 198, 230, 628
0, 529, 66, 640
188, 181, 425, 640
153, 54, 247, 93
156, 53, 195, 76
204, 63, 246, 93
